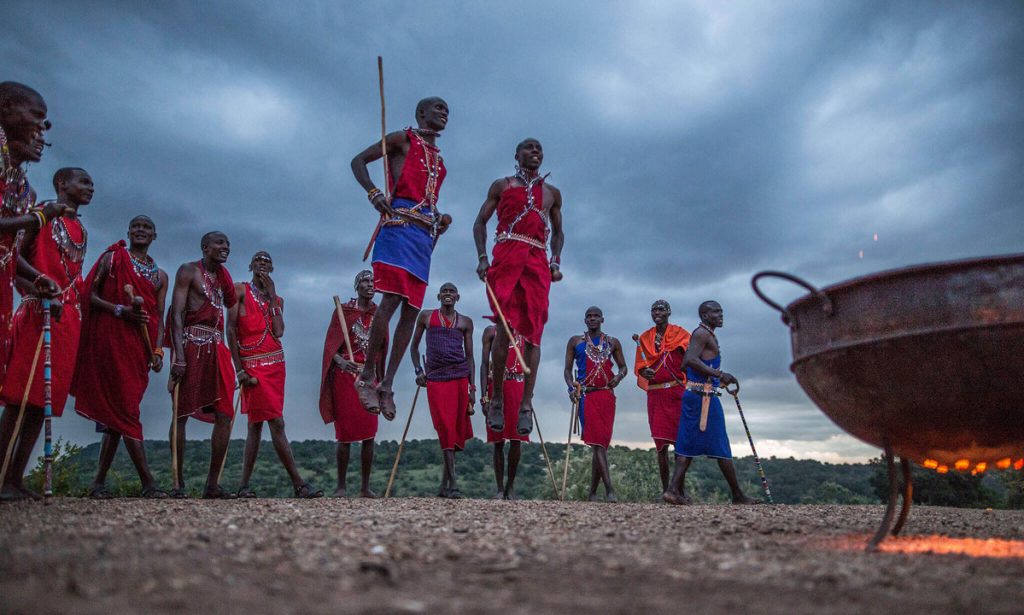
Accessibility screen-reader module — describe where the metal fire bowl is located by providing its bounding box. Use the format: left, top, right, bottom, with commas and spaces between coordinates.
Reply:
753, 254, 1024, 467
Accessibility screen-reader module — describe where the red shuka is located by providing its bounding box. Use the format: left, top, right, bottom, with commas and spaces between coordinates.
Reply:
486, 179, 551, 346
486, 333, 528, 444
237, 283, 285, 424
0, 175, 36, 384
581, 355, 616, 450
635, 324, 690, 446
2, 215, 86, 415
164, 262, 236, 421
71, 241, 159, 440
426, 378, 473, 451
319, 299, 385, 442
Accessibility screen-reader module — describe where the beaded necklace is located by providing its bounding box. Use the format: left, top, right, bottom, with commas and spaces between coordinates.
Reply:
51, 214, 88, 263
1, 126, 33, 216
437, 308, 457, 329
348, 299, 374, 355
497, 166, 550, 248
580, 331, 612, 387
198, 260, 225, 316
129, 249, 159, 287
238, 282, 274, 351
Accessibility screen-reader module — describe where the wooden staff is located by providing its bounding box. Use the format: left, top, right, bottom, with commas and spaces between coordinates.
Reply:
384, 381, 421, 498
41, 298, 53, 503
533, 408, 559, 496
332, 295, 356, 362
216, 390, 241, 485
483, 277, 530, 375
0, 331, 44, 489
560, 382, 581, 500
362, 55, 390, 261
171, 383, 180, 490
124, 284, 156, 368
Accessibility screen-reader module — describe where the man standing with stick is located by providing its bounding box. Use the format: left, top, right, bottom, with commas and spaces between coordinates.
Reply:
563, 307, 627, 501
409, 282, 475, 498
227, 251, 320, 498
0, 168, 90, 501
634, 299, 690, 491
350, 92, 452, 421
319, 270, 384, 498
165, 231, 237, 499
71, 215, 168, 498
662, 301, 758, 505
480, 322, 528, 499
474, 138, 564, 437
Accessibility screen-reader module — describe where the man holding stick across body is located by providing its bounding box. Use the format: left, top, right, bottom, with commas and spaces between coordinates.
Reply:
320, 270, 384, 498
0, 168, 91, 501
474, 138, 564, 437
410, 282, 475, 498
662, 301, 758, 505
350, 97, 452, 420
227, 251, 320, 498
634, 299, 690, 491
564, 307, 628, 501
165, 231, 237, 499
72, 216, 168, 498
480, 322, 528, 499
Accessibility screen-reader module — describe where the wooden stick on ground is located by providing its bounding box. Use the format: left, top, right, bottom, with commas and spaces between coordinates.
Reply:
384, 384, 421, 498
0, 331, 44, 489
560, 383, 581, 500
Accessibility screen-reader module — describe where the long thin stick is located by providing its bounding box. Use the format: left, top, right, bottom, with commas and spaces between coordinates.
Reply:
362, 56, 389, 262
124, 284, 156, 368
217, 391, 241, 484
0, 331, 44, 489
727, 387, 773, 503
171, 383, 180, 490
560, 391, 579, 500
332, 295, 356, 362
483, 278, 530, 375
41, 298, 53, 503
533, 409, 558, 496
384, 384, 420, 498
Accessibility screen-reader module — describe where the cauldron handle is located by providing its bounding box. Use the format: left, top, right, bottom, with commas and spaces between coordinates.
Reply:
751, 271, 834, 326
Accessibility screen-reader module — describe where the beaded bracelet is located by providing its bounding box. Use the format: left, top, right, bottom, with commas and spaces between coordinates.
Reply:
33, 211, 46, 229
153, 348, 165, 358
366, 188, 383, 202
478, 254, 488, 261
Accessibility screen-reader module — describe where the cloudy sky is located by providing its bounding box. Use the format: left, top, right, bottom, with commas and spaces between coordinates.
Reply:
6, 1, 1022, 463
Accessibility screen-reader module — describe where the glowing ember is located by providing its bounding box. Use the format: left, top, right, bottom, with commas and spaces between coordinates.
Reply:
954, 459, 970, 471
996, 458, 1012, 469
1015, 459, 1024, 470
923, 459, 938, 469
975, 462, 988, 473
827, 535, 1024, 559
936, 465, 949, 474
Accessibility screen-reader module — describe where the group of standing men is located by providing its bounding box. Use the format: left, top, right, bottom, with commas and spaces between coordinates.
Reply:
0, 83, 755, 504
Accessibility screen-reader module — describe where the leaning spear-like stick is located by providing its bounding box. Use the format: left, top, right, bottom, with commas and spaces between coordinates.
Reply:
385, 354, 424, 498
533, 408, 559, 496
41, 298, 54, 504
560, 381, 581, 500
216, 390, 241, 485
171, 383, 180, 492
483, 277, 530, 375
362, 56, 390, 262
724, 381, 773, 503
332, 296, 356, 362
0, 331, 44, 490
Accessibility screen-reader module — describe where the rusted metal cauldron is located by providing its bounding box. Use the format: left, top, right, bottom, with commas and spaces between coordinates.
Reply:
753, 254, 1024, 548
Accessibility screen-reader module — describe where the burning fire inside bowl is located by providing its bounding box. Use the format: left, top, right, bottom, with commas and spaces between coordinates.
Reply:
753, 254, 1024, 550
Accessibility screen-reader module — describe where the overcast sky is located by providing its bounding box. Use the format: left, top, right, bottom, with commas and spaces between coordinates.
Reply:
6, 1, 1022, 463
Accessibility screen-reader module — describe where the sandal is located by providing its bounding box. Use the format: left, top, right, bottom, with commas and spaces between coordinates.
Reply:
516, 406, 533, 437
294, 482, 324, 499
202, 485, 237, 500
141, 486, 169, 499
236, 486, 257, 498
487, 397, 505, 432
356, 378, 381, 415
89, 486, 114, 499
378, 390, 397, 421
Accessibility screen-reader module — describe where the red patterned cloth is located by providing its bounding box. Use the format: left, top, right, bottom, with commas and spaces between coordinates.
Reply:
426, 377, 473, 451
237, 283, 284, 424
373, 261, 427, 310
582, 389, 615, 449
647, 386, 684, 447
319, 299, 384, 442
390, 128, 446, 204
71, 241, 158, 440
486, 178, 551, 346
1, 215, 86, 416
164, 262, 236, 422
0, 174, 35, 384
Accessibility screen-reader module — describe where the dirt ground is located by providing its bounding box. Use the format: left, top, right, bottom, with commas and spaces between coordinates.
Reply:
2, 499, 1023, 614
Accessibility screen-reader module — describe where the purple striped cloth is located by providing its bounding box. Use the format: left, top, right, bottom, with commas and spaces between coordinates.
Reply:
426, 326, 469, 382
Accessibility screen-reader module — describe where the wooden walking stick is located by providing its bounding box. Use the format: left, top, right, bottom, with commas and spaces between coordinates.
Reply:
533, 408, 559, 497
124, 284, 156, 368
332, 296, 356, 362
0, 331, 44, 489
385, 377, 422, 498
362, 55, 390, 262
41, 298, 53, 503
483, 277, 530, 375
725, 382, 773, 503
171, 382, 180, 490
216, 390, 241, 485
560, 381, 580, 500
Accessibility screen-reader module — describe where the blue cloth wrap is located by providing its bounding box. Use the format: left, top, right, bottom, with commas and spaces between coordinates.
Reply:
371, 198, 434, 283
675, 354, 732, 459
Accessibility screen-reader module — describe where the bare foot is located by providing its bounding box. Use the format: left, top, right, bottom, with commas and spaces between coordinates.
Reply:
378, 389, 396, 421
505, 489, 518, 501
661, 491, 692, 505
360, 489, 378, 498
332, 487, 347, 498
356, 378, 380, 414
606, 492, 618, 503
487, 397, 505, 432
588, 493, 600, 502
732, 494, 762, 505
492, 491, 505, 500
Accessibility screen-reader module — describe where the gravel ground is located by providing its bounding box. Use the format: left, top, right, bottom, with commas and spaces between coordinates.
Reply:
2, 499, 1023, 614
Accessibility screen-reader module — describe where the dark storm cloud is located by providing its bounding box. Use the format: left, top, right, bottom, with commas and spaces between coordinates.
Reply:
5, 1, 1021, 461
